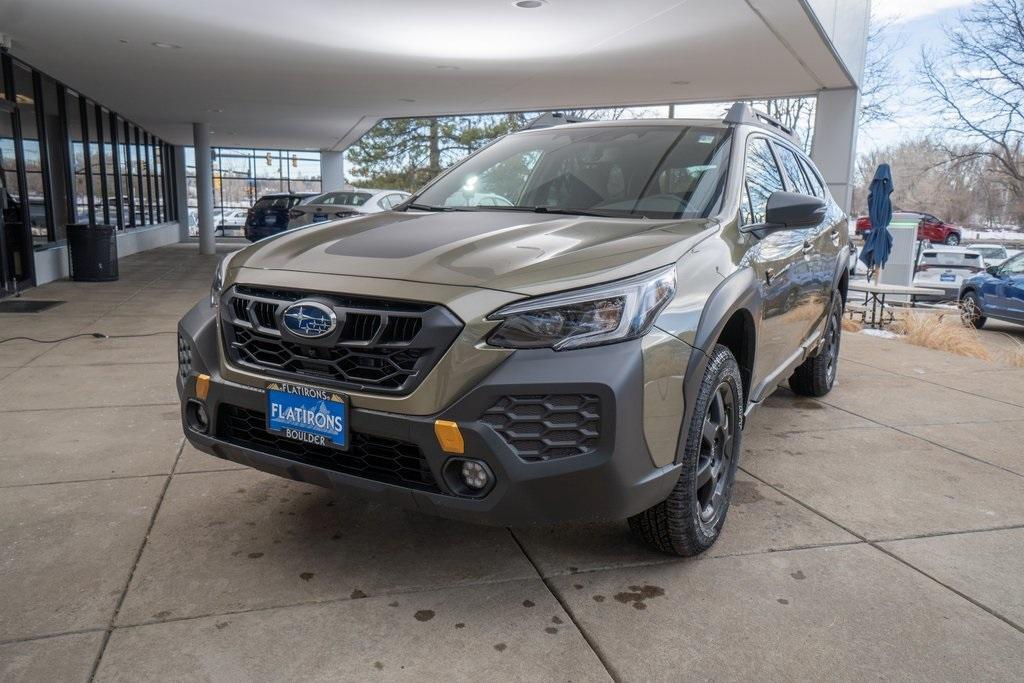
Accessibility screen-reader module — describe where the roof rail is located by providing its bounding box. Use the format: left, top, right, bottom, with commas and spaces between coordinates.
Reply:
723, 102, 799, 142
526, 111, 590, 129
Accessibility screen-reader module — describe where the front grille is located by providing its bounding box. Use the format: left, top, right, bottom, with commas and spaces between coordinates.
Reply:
221, 286, 462, 395
217, 404, 441, 492
177, 333, 193, 379
481, 394, 601, 461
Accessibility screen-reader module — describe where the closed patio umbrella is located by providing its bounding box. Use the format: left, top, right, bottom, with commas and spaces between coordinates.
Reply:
859, 164, 894, 283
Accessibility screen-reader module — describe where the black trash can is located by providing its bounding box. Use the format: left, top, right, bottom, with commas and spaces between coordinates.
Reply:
67, 223, 119, 282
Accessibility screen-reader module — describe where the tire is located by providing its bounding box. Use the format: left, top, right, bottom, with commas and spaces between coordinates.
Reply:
945, 233, 960, 246
959, 291, 986, 329
628, 344, 743, 557
789, 294, 843, 397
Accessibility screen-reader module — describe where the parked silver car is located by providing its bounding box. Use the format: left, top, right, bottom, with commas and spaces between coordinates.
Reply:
287, 189, 411, 228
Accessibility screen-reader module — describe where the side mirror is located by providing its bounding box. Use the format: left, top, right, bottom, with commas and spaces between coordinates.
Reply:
741, 191, 826, 238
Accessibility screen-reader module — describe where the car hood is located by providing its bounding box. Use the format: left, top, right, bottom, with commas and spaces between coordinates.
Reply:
228, 210, 717, 295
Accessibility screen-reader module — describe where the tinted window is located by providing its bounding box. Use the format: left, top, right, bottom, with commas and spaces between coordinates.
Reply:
776, 144, 814, 196
415, 125, 731, 219
253, 196, 290, 210
799, 158, 825, 197
743, 137, 785, 225
312, 191, 372, 206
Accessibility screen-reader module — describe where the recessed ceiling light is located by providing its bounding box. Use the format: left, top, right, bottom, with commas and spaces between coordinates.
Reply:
435, 65, 460, 71
151, 41, 182, 49
514, 0, 547, 7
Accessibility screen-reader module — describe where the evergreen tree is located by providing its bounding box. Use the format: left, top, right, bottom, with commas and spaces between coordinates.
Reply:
347, 113, 529, 191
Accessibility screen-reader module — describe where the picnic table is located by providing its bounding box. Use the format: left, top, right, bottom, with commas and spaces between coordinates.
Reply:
847, 282, 946, 328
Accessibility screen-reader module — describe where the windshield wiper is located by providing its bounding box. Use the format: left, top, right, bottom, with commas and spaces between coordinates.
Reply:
480, 206, 644, 219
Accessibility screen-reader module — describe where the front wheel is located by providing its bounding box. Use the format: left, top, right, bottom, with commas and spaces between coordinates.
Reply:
945, 233, 960, 246
960, 291, 986, 329
789, 294, 843, 397
628, 344, 743, 557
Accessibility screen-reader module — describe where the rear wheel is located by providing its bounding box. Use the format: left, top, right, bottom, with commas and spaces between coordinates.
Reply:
789, 295, 843, 397
945, 233, 960, 246
628, 344, 743, 557
959, 291, 986, 329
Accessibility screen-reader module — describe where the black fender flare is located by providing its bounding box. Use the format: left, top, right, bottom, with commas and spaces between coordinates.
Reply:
676, 267, 762, 464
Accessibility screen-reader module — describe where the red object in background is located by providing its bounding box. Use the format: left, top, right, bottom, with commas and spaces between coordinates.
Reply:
853, 212, 962, 245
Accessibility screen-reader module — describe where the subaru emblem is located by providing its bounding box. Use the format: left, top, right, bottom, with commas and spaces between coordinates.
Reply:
281, 301, 337, 338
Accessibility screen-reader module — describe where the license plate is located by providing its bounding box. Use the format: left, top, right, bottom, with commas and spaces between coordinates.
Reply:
266, 382, 348, 450
313, 213, 328, 221
940, 272, 956, 282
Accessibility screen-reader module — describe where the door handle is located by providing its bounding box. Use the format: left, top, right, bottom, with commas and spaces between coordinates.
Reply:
802, 241, 813, 255
830, 228, 841, 245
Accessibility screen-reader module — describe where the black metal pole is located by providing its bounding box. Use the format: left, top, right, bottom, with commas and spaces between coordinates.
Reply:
108, 111, 124, 230
78, 95, 95, 227
94, 103, 109, 225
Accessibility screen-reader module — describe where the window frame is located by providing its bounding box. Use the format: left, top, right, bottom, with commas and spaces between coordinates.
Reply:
739, 133, 787, 227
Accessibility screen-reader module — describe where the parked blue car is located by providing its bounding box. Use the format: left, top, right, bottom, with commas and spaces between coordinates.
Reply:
959, 252, 1024, 328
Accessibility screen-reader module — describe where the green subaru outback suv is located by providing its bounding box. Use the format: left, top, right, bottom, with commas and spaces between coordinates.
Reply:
177, 103, 849, 556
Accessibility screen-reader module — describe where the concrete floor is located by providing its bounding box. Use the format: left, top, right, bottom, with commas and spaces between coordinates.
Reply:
2, 243, 1023, 681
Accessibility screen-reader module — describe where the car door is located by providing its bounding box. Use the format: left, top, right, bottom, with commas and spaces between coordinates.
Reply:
772, 141, 832, 341
741, 135, 808, 383
996, 254, 1024, 320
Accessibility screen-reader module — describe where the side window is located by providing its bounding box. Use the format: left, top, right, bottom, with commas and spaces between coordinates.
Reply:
799, 158, 825, 198
377, 195, 393, 209
776, 145, 814, 196
743, 137, 785, 225
387, 193, 406, 208
1004, 254, 1024, 275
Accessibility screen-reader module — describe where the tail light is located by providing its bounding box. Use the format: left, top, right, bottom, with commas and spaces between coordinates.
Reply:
288, 209, 305, 219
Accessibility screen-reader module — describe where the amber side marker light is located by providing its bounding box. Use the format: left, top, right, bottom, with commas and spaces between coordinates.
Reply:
434, 420, 465, 454
195, 373, 211, 400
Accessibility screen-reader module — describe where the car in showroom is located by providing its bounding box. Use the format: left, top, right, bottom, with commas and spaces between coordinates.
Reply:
959, 251, 1024, 328
913, 247, 985, 303
286, 189, 411, 229
856, 211, 962, 245
177, 104, 850, 557
243, 191, 319, 241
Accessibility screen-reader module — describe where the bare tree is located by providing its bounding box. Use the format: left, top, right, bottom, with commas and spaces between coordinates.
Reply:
919, 0, 1024, 223
859, 15, 902, 128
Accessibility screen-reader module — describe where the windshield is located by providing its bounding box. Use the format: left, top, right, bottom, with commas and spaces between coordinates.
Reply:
310, 191, 373, 206
411, 125, 731, 219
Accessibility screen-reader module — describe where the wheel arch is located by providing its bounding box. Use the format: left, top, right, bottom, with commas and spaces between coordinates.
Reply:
677, 268, 761, 464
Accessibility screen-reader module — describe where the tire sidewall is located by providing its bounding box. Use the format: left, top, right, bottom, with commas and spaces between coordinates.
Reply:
680, 346, 744, 548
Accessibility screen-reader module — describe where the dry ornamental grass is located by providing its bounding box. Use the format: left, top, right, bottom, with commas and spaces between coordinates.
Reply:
888, 310, 993, 360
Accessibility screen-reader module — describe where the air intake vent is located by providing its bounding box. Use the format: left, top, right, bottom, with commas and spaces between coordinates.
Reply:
481, 394, 601, 461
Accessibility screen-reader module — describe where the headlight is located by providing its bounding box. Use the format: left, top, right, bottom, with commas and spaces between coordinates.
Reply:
487, 265, 676, 350
210, 258, 230, 307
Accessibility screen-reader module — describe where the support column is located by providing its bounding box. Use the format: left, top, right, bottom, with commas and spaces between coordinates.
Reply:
810, 88, 861, 214
320, 150, 346, 191
193, 122, 215, 255
173, 145, 189, 242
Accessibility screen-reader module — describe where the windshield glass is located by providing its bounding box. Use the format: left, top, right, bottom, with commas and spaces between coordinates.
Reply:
310, 191, 373, 206
412, 125, 731, 219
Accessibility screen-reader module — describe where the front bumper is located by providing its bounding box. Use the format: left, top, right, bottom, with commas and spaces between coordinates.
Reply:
177, 301, 685, 526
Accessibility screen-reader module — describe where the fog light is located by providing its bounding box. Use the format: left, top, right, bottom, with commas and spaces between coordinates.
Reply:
461, 460, 490, 490
186, 399, 209, 434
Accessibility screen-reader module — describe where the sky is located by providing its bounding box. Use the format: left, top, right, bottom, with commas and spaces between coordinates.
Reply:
857, 0, 981, 153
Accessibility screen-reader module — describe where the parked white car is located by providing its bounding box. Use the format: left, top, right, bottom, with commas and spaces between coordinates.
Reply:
287, 189, 411, 228
965, 243, 1009, 265
913, 247, 986, 303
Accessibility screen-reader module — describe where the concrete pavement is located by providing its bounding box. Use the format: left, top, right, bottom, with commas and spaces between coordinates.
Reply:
1, 244, 1022, 681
